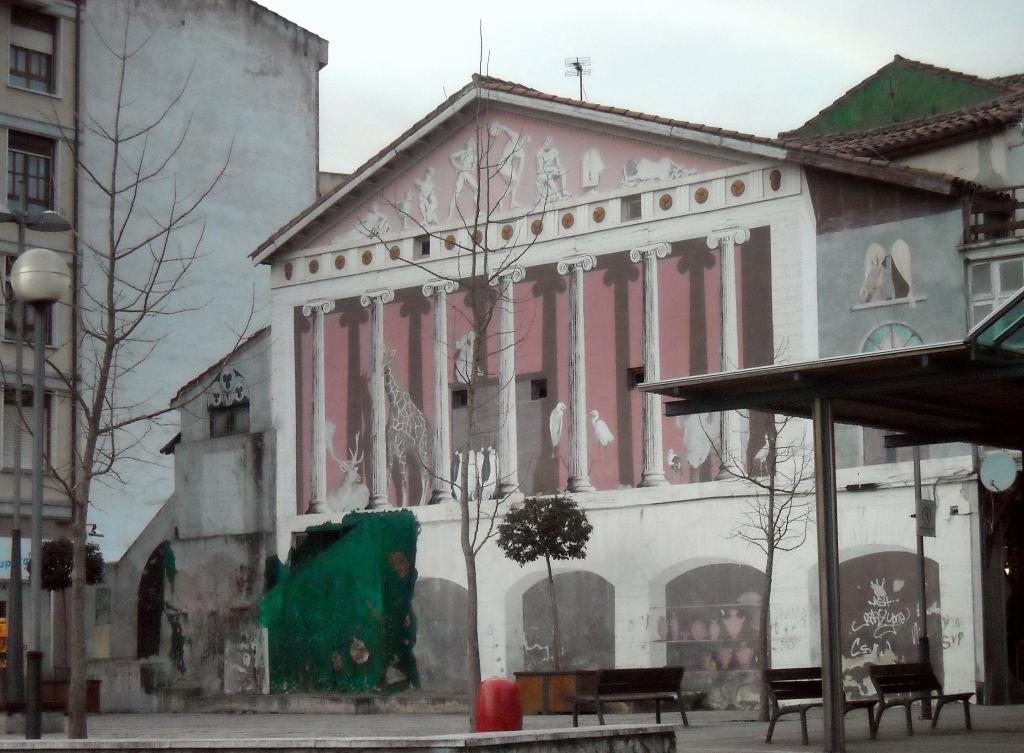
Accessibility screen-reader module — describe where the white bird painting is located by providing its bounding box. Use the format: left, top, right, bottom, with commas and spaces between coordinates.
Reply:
666, 448, 683, 474
549, 402, 566, 457
753, 442, 771, 473
590, 410, 614, 448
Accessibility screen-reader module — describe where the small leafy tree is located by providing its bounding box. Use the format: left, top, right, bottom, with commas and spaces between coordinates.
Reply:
34, 538, 104, 592
497, 494, 593, 670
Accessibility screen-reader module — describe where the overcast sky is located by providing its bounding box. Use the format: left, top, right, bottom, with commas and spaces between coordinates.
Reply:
260, 0, 1024, 175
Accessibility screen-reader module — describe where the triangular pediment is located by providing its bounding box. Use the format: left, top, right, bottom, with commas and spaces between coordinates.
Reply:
254, 76, 790, 262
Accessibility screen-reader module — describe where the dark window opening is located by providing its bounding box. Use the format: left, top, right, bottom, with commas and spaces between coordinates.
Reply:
416, 235, 431, 258
209, 402, 250, 438
6, 131, 55, 213
530, 378, 547, 400
137, 546, 166, 658
452, 388, 468, 408
622, 194, 642, 221
9, 7, 56, 94
627, 366, 646, 389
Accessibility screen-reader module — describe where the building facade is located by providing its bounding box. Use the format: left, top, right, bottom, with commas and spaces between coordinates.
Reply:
3, 0, 325, 681
251, 75, 985, 704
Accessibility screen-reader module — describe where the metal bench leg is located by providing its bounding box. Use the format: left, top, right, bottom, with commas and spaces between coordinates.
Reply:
677, 696, 689, 728
932, 697, 944, 729
765, 710, 778, 743
597, 701, 606, 726
867, 705, 877, 739
904, 703, 914, 736
572, 702, 579, 728
655, 698, 661, 724
799, 708, 810, 745
963, 699, 972, 731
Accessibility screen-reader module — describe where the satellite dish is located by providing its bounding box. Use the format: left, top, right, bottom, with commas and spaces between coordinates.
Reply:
980, 451, 1018, 492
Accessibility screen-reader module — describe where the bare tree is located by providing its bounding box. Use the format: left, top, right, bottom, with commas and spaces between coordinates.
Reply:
364, 80, 547, 727
48, 17, 244, 738
714, 410, 814, 719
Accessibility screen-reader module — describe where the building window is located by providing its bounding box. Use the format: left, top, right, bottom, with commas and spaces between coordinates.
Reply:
416, 235, 431, 258
452, 388, 468, 409
2, 256, 54, 344
6, 131, 55, 213
209, 402, 250, 438
621, 194, 642, 221
8, 7, 56, 94
970, 256, 1024, 325
1, 387, 51, 470
627, 366, 646, 389
530, 378, 547, 401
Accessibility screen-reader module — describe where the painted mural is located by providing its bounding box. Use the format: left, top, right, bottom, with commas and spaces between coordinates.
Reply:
521, 571, 615, 671
664, 563, 764, 709
293, 227, 773, 509
838, 551, 942, 698
316, 109, 738, 248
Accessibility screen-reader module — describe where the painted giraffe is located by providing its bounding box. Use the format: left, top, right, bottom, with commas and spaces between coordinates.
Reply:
383, 346, 433, 506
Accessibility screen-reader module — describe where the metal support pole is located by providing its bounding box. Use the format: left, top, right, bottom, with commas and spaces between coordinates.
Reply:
26, 303, 47, 739
912, 446, 933, 719
813, 398, 844, 753
7, 226, 26, 711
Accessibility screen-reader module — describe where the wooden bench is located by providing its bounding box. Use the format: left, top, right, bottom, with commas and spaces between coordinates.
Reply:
570, 667, 688, 727
868, 662, 973, 736
765, 667, 876, 745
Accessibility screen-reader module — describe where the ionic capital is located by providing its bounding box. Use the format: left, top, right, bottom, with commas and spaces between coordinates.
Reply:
360, 288, 395, 308
422, 279, 458, 298
629, 242, 671, 264
489, 265, 526, 287
301, 298, 335, 317
556, 254, 596, 276
706, 227, 750, 251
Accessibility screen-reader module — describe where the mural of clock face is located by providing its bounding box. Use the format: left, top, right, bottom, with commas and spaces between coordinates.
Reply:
861, 322, 924, 353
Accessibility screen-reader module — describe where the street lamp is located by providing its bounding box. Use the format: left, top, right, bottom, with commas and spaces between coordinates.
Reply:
11, 247, 70, 740
0, 208, 70, 719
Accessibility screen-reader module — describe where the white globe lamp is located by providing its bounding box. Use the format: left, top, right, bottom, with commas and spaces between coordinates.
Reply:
11, 247, 70, 304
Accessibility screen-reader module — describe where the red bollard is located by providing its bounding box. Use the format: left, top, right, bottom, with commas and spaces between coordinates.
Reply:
475, 677, 523, 732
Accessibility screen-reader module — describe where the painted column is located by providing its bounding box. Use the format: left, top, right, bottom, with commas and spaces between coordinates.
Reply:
301, 298, 335, 513
706, 227, 750, 470
360, 288, 395, 508
630, 242, 670, 487
557, 254, 596, 492
489, 265, 525, 497
422, 279, 458, 504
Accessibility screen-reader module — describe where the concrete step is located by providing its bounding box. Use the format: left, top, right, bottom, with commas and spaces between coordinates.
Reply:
165, 690, 470, 715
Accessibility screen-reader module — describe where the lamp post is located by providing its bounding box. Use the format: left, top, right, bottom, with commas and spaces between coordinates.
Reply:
11, 247, 70, 740
0, 209, 70, 716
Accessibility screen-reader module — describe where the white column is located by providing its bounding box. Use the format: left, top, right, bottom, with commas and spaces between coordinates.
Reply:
489, 266, 525, 497
301, 298, 335, 513
630, 242, 670, 487
422, 280, 458, 504
557, 254, 596, 492
360, 288, 394, 508
707, 227, 750, 470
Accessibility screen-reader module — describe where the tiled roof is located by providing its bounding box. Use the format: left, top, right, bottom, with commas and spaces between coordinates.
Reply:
784, 88, 1024, 158
780, 55, 1017, 140
252, 74, 978, 264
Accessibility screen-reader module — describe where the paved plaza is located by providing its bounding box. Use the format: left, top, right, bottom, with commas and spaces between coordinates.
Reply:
3, 704, 1021, 752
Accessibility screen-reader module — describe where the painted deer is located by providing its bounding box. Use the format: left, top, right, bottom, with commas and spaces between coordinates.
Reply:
325, 430, 370, 514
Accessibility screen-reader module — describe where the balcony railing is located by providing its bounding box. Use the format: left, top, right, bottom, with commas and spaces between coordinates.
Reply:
965, 184, 1024, 246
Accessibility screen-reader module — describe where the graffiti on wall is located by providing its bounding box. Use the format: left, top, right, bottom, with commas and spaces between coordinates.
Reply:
839, 551, 942, 697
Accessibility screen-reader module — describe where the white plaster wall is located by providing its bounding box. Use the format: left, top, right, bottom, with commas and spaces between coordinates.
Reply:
406, 455, 978, 695
895, 128, 1024, 187
80, 0, 323, 552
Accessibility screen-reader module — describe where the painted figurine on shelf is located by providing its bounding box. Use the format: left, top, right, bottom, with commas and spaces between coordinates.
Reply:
724, 608, 745, 639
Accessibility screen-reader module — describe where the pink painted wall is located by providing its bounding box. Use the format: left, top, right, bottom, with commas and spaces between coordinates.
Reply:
292, 230, 778, 506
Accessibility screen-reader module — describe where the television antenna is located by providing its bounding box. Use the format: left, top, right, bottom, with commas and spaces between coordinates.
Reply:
564, 57, 591, 101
